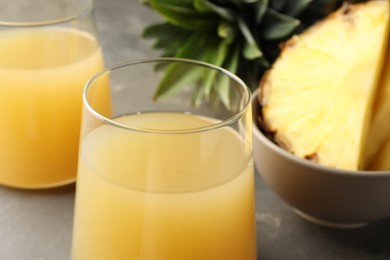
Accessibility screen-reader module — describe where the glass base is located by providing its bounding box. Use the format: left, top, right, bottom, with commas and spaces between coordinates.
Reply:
0, 177, 76, 190
293, 209, 368, 229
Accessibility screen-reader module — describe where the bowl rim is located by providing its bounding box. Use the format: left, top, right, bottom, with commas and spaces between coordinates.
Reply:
251, 89, 390, 178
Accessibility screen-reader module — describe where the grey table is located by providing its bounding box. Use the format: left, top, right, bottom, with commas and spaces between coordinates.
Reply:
1, 1, 389, 259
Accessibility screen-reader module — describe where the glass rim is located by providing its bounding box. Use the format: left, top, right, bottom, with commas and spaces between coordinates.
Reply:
83, 57, 252, 134
0, 0, 94, 27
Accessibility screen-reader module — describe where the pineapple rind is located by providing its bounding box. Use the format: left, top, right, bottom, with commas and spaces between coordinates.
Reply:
260, 1, 388, 170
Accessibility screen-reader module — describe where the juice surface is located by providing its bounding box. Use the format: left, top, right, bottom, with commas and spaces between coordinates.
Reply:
0, 28, 104, 188
72, 112, 257, 260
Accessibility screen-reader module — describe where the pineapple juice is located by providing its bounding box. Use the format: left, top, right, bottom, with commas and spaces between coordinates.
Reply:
72, 112, 257, 260
0, 28, 105, 188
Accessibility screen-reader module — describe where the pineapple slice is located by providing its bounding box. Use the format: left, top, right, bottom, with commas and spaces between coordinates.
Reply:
259, 1, 388, 171
369, 135, 390, 171
365, 19, 390, 169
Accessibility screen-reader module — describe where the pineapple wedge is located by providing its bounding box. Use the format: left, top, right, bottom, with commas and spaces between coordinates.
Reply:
369, 135, 390, 170
365, 18, 390, 170
259, 1, 388, 171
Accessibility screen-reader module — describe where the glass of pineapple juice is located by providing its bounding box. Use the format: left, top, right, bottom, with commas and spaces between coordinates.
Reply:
71, 58, 257, 259
0, 0, 106, 188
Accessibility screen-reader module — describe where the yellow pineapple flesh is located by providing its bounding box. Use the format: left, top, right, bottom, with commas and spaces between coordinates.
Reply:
365, 14, 390, 170
259, 1, 388, 171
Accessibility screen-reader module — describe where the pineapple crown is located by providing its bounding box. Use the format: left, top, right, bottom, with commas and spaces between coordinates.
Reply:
142, 0, 366, 105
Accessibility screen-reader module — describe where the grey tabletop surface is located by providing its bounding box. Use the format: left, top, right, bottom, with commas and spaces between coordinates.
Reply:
1, 0, 390, 259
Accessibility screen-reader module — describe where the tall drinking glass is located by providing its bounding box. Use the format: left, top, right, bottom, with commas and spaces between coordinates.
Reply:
71, 58, 257, 259
0, 0, 105, 188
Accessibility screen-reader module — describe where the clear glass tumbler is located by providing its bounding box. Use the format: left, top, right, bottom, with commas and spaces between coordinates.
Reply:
71, 58, 257, 259
0, 0, 104, 188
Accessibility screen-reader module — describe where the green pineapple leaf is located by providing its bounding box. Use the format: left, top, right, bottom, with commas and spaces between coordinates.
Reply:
283, 0, 313, 16
199, 38, 230, 98
175, 29, 213, 59
154, 30, 214, 99
255, 0, 268, 24
153, 62, 205, 99
216, 46, 240, 108
143, 23, 191, 56
217, 21, 236, 42
142, 0, 365, 104
237, 17, 264, 60
202, 1, 236, 21
262, 9, 301, 40
270, 0, 286, 11
146, 0, 216, 29
194, 0, 213, 12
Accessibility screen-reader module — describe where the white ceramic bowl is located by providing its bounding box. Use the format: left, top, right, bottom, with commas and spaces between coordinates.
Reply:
252, 90, 390, 228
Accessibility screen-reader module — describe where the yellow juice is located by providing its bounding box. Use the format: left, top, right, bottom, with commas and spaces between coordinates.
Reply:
0, 28, 105, 188
72, 112, 257, 260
